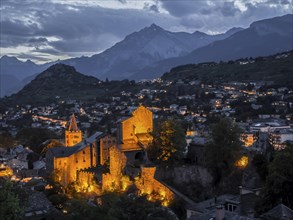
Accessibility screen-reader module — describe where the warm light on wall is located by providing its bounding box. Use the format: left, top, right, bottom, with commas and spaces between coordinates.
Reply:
235, 156, 248, 168
135, 166, 173, 206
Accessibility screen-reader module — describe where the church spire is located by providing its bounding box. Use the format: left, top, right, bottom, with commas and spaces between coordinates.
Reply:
66, 114, 82, 147
68, 114, 79, 131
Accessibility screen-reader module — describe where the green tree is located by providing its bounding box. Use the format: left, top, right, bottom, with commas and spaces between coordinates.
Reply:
147, 119, 186, 165
205, 118, 242, 185
16, 128, 59, 154
0, 179, 24, 220
256, 143, 293, 213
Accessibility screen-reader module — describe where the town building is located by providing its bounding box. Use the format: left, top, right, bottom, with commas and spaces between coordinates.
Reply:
269, 128, 293, 150
240, 132, 258, 147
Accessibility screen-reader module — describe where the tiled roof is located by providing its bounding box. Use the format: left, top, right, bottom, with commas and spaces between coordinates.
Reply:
49, 132, 103, 158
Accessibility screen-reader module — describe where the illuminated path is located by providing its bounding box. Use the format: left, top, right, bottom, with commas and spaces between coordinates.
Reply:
32, 115, 67, 127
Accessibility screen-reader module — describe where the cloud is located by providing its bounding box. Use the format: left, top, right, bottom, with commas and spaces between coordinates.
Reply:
159, 0, 211, 17
0, 0, 291, 63
159, 0, 292, 33
117, 0, 127, 4
1, 1, 171, 55
219, 2, 241, 17
144, 3, 159, 13
16, 53, 54, 62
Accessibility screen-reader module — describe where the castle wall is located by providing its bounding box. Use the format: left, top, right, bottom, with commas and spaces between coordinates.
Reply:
53, 144, 97, 186
121, 117, 136, 143
102, 146, 127, 191
54, 157, 69, 186
77, 171, 95, 190
136, 166, 174, 206
73, 144, 96, 170
132, 106, 153, 135
120, 106, 153, 145
100, 135, 116, 165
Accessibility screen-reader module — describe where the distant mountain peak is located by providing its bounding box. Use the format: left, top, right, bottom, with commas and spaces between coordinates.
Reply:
1, 55, 19, 62
193, 30, 208, 36
1, 55, 9, 59
46, 63, 76, 72
143, 23, 165, 32
149, 23, 160, 28
25, 59, 36, 65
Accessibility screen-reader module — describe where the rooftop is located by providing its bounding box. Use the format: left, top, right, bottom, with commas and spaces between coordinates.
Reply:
261, 204, 293, 220
48, 131, 104, 158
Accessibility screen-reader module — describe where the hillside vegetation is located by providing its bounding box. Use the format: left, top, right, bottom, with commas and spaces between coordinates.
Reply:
162, 51, 293, 86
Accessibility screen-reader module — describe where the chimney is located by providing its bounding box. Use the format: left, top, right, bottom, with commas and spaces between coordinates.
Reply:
216, 205, 225, 220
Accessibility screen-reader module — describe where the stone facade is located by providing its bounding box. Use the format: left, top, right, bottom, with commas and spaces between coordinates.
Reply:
102, 146, 128, 191
100, 135, 116, 165
51, 143, 97, 186
118, 106, 153, 145
136, 166, 173, 206
76, 170, 95, 192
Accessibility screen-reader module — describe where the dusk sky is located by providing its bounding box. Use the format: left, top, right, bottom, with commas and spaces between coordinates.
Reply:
1, 0, 292, 63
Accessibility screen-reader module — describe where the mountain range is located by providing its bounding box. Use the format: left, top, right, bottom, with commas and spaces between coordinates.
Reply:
0, 14, 292, 97
2, 50, 292, 106
60, 24, 242, 80
132, 14, 293, 79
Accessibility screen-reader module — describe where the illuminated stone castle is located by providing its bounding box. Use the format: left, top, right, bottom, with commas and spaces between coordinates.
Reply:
102, 106, 173, 205
46, 114, 103, 187
46, 106, 173, 205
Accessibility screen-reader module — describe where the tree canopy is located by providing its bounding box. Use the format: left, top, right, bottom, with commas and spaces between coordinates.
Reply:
205, 118, 242, 185
257, 143, 293, 213
147, 119, 186, 165
16, 128, 60, 154
0, 179, 25, 220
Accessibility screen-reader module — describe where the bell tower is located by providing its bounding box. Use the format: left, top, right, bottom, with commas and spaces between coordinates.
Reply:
65, 114, 82, 147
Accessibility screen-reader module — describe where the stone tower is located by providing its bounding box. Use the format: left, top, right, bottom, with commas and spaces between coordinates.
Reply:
65, 114, 82, 147
118, 105, 153, 145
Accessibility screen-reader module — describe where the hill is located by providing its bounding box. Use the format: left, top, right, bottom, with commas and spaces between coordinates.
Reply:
161, 51, 293, 87
3, 64, 103, 104
0, 56, 58, 97
1, 64, 145, 106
